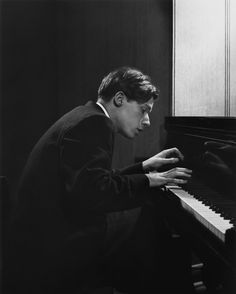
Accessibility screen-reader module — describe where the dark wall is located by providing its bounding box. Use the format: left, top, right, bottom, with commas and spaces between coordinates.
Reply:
1, 0, 58, 198
1, 0, 172, 197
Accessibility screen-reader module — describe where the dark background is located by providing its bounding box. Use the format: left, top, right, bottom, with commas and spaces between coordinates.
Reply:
0, 0, 172, 199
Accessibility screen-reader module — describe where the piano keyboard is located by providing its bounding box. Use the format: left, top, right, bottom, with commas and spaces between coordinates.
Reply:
166, 185, 234, 242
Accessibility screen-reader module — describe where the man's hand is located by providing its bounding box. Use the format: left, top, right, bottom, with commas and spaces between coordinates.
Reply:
142, 148, 184, 172
146, 167, 192, 188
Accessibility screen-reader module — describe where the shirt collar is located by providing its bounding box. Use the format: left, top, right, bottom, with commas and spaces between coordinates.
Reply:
96, 102, 110, 118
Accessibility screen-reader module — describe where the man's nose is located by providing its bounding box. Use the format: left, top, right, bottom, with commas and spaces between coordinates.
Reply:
142, 114, 151, 128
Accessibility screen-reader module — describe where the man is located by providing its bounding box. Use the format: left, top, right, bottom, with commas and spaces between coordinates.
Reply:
5, 67, 193, 294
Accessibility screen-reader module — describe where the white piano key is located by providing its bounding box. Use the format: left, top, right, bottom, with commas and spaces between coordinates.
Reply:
167, 186, 234, 242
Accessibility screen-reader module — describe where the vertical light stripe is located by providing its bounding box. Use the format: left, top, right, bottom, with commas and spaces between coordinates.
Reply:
230, 0, 236, 116
225, 0, 230, 116
172, 0, 176, 116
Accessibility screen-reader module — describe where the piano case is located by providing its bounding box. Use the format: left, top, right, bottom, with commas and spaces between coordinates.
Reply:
162, 117, 236, 294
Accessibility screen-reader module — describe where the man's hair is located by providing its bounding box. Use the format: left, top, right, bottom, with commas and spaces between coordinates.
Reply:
98, 67, 159, 103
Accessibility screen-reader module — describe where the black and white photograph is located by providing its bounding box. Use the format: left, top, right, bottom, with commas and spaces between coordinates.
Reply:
0, 0, 236, 293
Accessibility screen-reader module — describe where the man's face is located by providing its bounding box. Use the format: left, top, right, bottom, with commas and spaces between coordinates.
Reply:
116, 97, 154, 139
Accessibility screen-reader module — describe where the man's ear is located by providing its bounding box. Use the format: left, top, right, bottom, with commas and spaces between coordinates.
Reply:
113, 91, 125, 107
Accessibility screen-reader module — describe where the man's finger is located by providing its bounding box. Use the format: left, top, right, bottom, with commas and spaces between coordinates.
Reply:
166, 178, 187, 184
175, 171, 192, 179
160, 157, 179, 164
171, 148, 184, 161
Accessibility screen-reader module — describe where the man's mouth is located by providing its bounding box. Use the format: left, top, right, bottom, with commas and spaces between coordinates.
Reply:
136, 128, 142, 135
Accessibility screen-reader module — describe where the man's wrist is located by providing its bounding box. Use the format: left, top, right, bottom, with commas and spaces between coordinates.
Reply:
145, 173, 151, 187
142, 160, 150, 172
145, 173, 156, 187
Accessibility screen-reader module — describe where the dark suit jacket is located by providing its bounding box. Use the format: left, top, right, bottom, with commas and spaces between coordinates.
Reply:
6, 101, 150, 291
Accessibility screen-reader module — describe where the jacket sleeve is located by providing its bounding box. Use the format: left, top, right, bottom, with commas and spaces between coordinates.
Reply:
117, 162, 145, 175
59, 115, 149, 214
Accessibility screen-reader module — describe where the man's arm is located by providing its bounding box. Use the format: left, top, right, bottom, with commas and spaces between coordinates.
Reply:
60, 115, 149, 214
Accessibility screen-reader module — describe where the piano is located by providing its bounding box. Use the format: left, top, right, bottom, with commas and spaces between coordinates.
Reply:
161, 117, 236, 294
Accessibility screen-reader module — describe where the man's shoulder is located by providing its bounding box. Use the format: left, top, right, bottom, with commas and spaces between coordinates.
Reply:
64, 101, 113, 131
57, 101, 114, 142
66, 112, 114, 138
34, 101, 111, 145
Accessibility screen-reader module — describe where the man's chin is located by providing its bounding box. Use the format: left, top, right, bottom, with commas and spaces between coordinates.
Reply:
129, 132, 139, 139
121, 132, 136, 139
119, 129, 138, 139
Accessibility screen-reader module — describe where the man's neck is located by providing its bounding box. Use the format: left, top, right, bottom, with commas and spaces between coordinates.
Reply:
96, 98, 119, 133
96, 99, 110, 118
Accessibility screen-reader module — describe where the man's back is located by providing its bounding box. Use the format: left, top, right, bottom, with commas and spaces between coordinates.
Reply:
4, 101, 115, 293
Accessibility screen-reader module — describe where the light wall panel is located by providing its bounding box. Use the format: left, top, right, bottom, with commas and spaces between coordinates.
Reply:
173, 0, 226, 116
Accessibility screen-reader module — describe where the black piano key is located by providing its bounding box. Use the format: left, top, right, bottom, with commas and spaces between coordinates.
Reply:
181, 178, 236, 224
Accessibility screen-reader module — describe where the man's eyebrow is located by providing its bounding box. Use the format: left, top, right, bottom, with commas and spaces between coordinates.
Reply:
144, 104, 152, 112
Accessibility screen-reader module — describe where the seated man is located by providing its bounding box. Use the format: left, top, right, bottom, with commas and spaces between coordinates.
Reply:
4, 67, 193, 294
